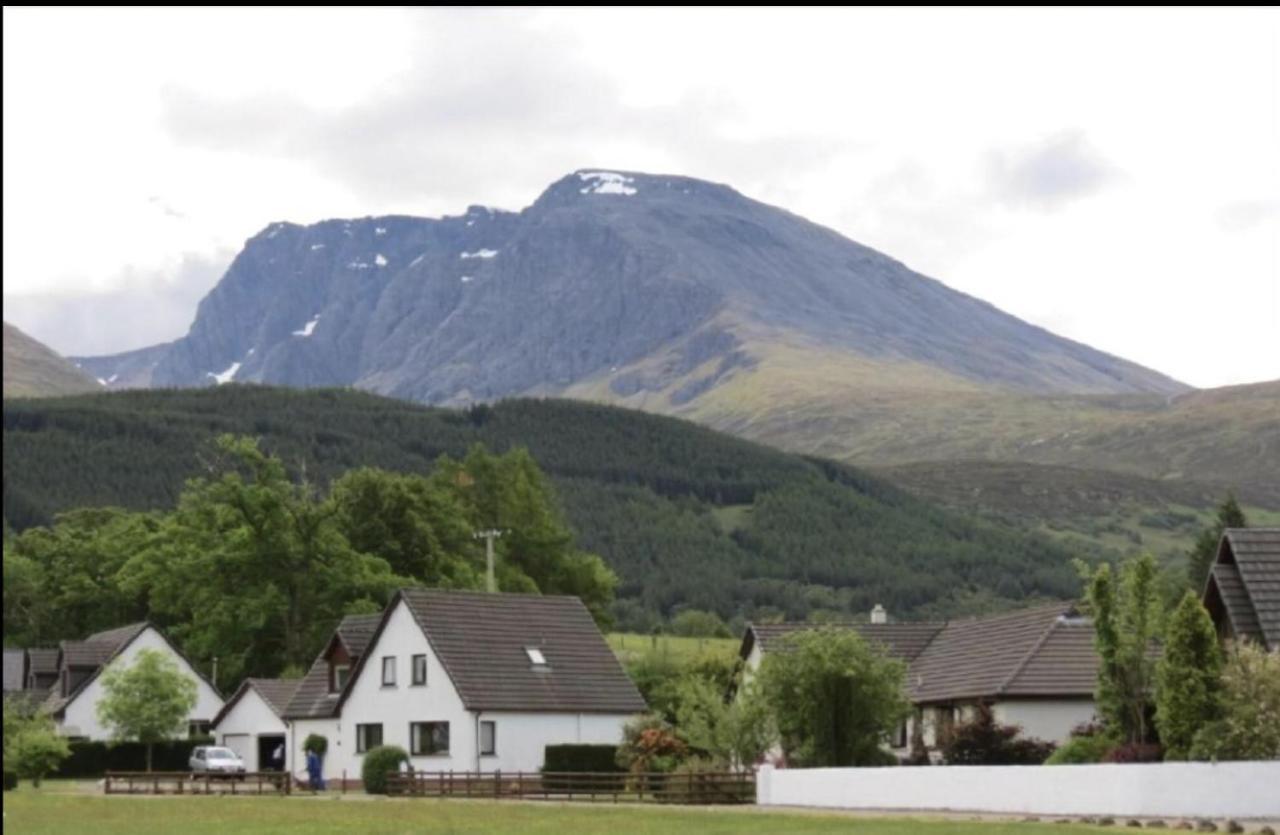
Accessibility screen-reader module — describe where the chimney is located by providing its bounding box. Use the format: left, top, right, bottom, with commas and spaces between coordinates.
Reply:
870, 604, 887, 624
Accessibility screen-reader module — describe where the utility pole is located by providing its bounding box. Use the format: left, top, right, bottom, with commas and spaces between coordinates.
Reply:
473, 529, 504, 592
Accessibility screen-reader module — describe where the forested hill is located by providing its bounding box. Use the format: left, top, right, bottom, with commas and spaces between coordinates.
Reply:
3, 386, 1088, 624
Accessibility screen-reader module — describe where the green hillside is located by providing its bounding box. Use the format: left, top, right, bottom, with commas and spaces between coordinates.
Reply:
3, 322, 101, 398
3, 386, 1101, 625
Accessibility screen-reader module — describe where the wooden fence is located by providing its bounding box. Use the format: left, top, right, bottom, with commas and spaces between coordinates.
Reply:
103, 771, 291, 795
385, 770, 754, 805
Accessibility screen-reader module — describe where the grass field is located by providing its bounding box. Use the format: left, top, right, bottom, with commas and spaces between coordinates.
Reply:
606, 633, 739, 664
1, 788, 1111, 834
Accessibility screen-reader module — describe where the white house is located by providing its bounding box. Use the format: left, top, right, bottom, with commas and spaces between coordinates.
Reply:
740, 601, 1098, 758
39, 622, 224, 741
210, 678, 300, 771
282, 588, 647, 785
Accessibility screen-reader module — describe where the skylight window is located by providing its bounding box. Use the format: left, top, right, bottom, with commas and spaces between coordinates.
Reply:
525, 647, 547, 666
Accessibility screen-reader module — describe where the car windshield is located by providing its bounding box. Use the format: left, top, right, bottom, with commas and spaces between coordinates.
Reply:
206, 749, 237, 760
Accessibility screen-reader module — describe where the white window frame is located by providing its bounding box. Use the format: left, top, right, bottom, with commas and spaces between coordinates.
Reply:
382, 655, 397, 687
411, 654, 428, 686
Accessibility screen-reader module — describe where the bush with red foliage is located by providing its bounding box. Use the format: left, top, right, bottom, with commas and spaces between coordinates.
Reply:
940, 703, 1056, 765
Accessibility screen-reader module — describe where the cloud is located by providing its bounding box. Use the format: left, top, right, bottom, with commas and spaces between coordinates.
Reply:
983, 131, 1120, 212
3, 250, 233, 357
1216, 200, 1278, 232
155, 14, 848, 213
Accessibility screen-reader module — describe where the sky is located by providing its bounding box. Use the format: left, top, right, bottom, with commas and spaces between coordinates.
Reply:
3, 8, 1277, 388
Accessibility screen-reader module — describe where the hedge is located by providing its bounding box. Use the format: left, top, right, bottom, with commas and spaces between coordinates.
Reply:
3, 771, 17, 791
56, 737, 214, 777
543, 744, 622, 774
361, 745, 409, 795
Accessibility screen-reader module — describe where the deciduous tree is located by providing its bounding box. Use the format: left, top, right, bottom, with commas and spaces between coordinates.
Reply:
96, 649, 197, 771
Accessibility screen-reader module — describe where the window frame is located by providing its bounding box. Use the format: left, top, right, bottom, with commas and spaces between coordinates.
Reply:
525, 647, 547, 666
330, 663, 351, 693
409, 721, 450, 756
381, 655, 397, 687
356, 723, 384, 754
479, 720, 496, 756
411, 654, 428, 686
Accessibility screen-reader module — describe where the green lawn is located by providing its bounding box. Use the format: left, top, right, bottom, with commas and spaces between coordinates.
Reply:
1, 790, 1110, 834
606, 633, 739, 663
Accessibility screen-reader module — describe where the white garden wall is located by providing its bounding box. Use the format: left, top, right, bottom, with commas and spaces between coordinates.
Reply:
756, 762, 1280, 819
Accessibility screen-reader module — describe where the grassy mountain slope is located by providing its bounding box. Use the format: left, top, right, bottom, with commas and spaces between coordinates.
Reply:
3, 386, 1099, 624
3, 322, 101, 398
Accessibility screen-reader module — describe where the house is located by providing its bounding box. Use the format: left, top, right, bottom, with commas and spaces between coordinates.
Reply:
210, 678, 300, 771
739, 601, 1098, 756
1201, 527, 1279, 650
32, 622, 225, 740
282, 588, 647, 784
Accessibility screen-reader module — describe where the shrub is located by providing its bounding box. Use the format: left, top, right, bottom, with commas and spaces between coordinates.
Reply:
360, 745, 409, 795
1045, 734, 1113, 765
615, 714, 687, 774
544, 744, 622, 774
303, 734, 328, 757
3, 771, 17, 791
1102, 742, 1163, 763
1187, 641, 1280, 761
940, 703, 1056, 765
657, 757, 751, 804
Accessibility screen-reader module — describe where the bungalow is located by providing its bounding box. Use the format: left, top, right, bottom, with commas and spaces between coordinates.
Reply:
32, 622, 225, 740
739, 601, 1098, 756
1201, 527, 1279, 650
282, 588, 647, 785
210, 678, 300, 772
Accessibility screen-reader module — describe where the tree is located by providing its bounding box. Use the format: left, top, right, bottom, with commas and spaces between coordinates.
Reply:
754, 628, 910, 766
96, 649, 197, 771
1080, 554, 1161, 744
1155, 592, 1222, 759
674, 677, 775, 771
3, 711, 70, 787
1189, 641, 1280, 761
118, 435, 404, 684
669, 609, 732, 638
1187, 494, 1246, 590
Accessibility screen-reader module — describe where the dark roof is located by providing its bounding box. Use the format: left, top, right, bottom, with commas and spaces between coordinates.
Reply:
27, 648, 60, 675
283, 613, 381, 719
1212, 528, 1280, 650
344, 588, 647, 714
744, 602, 1095, 704
3, 649, 25, 692
42, 621, 220, 717
212, 678, 301, 727
335, 615, 378, 657
743, 622, 944, 663
909, 602, 1082, 703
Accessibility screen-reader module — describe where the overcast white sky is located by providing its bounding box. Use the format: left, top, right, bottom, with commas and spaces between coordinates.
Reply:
4, 8, 1277, 387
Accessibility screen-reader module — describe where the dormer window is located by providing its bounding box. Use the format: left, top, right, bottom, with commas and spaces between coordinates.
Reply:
525, 647, 548, 667
330, 663, 350, 693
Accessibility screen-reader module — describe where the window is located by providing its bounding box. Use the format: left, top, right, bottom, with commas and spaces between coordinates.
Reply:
525, 647, 547, 667
188, 720, 212, 738
411, 654, 428, 686
356, 723, 383, 754
410, 722, 449, 756
382, 656, 397, 687
330, 664, 350, 693
892, 720, 908, 749
480, 721, 496, 756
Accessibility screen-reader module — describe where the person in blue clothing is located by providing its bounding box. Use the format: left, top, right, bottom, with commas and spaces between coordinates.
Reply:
305, 748, 325, 791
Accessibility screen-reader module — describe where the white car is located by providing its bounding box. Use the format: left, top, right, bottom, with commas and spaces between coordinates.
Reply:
189, 746, 246, 776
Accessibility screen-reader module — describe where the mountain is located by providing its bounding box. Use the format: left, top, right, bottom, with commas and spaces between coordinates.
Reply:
71, 169, 1277, 510
3, 322, 101, 398
77, 169, 1184, 402
2, 387, 1095, 624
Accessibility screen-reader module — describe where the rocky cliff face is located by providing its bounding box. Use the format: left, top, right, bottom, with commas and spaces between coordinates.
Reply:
77, 169, 1187, 405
